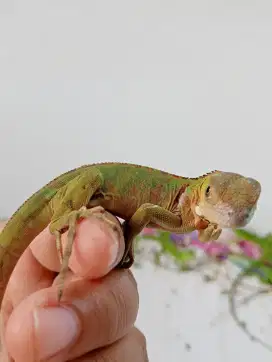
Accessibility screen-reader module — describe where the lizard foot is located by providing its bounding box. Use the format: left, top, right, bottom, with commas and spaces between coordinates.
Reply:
198, 223, 222, 242
55, 205, 118, 302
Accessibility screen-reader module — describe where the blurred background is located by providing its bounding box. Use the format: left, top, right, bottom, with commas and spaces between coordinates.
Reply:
0, 1, 272, 361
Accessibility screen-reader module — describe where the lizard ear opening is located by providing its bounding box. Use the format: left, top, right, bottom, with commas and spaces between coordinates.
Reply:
205, 186, 211, 198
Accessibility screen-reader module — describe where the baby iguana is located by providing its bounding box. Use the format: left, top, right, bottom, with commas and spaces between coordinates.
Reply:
0, 162, 261, 303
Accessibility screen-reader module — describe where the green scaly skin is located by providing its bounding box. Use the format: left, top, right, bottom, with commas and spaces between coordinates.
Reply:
0, 162, 261, 303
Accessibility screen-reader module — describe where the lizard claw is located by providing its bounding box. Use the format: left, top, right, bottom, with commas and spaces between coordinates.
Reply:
198, 223, 222, 242
54, 206, 123, 302
78, 206, 122, 240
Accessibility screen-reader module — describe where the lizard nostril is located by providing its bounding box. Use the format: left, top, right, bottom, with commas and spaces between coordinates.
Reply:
245, 211, 250, 219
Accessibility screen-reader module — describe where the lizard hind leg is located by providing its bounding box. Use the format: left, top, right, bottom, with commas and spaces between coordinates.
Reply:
55, 205, 106, 301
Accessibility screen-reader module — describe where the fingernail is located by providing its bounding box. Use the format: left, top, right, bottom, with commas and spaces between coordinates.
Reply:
33, 306, 80, 360
108, 229, 123, 269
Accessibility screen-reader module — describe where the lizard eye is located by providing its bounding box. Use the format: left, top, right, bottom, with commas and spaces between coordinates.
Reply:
205, 186, 211, 197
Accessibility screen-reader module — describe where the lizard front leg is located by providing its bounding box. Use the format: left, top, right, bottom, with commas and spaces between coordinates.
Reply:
198, 222, 222, 242
117, 203, 194, 269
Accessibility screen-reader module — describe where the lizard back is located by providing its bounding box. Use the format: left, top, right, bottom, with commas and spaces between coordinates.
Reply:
89, 163, 198, 220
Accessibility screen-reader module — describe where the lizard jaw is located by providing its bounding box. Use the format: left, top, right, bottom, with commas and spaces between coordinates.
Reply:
195, 203, 234, 227
194, 202, 256, 228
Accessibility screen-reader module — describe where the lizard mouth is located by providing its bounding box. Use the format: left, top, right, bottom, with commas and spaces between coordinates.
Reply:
231, 206, 256, 227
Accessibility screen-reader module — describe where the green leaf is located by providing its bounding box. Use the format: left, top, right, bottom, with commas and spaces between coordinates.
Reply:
235, 228, 264, 243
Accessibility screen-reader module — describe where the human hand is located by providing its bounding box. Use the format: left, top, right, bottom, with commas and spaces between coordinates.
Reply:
0, 213, 148, 361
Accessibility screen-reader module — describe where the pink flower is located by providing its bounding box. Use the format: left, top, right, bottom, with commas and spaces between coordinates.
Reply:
190, 239, 230, 260
238, 240, 262, 259
190, 239, 206, 250
141, 228, 158, 236
205, 242, 230, 259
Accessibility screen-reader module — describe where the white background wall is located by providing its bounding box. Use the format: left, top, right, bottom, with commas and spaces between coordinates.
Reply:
1, 1, 272, 360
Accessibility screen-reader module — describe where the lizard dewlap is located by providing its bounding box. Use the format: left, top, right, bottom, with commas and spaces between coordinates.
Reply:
0, 162, 261, 303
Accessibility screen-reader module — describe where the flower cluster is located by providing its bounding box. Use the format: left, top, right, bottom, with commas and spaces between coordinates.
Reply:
138, 227, 262, 266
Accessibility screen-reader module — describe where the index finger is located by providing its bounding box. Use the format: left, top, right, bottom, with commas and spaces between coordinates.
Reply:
31, 211, 126, 278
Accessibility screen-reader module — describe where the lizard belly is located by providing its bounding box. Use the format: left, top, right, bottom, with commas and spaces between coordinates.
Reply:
88, 196, 139, 221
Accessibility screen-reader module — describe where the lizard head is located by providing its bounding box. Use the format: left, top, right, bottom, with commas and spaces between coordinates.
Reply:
194, 171, 261, 228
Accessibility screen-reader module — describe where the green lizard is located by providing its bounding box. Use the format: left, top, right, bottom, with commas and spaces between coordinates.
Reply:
0, 162, 261, 303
